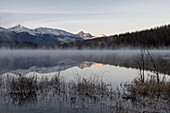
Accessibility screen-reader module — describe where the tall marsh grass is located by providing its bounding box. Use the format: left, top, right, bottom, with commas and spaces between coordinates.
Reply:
127, 74, 170, 98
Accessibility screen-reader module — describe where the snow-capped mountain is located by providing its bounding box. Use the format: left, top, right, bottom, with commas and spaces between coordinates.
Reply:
77, 31, 106, 40
77, 31, 93, 40
91, 34, 106, 39
8, 24, 78, 37
0, 24, 84, 45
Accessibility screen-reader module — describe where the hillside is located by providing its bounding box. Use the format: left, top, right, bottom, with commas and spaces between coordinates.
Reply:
59, 25, 170, 49
0, 25, 83, 45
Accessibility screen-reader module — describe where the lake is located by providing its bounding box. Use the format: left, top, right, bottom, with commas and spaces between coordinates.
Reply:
0, 49, 170, 113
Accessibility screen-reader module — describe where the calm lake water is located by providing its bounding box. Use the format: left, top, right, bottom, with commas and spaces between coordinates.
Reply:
0, 49, 170, 113
0, 49, 170, 86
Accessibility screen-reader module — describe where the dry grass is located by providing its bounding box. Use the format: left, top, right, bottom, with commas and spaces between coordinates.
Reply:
0, 75, 2, 88
127, 74, 170, 99
0, 71, 169, 112
6, 75, 38, 94
75, 76, 107, 96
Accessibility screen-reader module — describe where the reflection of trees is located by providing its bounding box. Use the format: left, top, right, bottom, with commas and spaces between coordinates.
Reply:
72, 53, 170, 75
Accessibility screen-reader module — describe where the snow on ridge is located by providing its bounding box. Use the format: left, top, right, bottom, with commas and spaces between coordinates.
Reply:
0, 27, 10, 32
8, 24, 78, 36
91, 34, 106, 39
7, 24, 94, 40
8, 24, 36, 35
34, 27, 76, 36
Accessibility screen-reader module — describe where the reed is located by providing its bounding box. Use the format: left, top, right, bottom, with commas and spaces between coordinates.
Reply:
6, 75, 37, 94
127, 74, 170, 99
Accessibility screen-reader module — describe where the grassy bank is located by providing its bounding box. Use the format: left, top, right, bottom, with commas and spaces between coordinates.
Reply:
0, 71, 169, 113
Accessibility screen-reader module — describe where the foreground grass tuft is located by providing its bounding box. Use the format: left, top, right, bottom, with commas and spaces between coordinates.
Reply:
6, 75, 38, 94
127, 74, 170, 99
0, 72, 169, 113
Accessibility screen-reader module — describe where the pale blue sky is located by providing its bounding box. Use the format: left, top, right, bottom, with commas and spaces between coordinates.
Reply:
0, 0, 170, 35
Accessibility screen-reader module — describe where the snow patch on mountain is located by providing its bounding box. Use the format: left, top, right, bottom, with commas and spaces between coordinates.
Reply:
91, 34, 106, 39
34, 27, 76, 36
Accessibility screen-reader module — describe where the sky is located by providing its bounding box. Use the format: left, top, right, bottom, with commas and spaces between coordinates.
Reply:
0, 0, 170, 35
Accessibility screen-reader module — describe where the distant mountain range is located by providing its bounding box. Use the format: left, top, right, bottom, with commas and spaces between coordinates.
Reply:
0, 24, 102, 45
5, 24, 170, 49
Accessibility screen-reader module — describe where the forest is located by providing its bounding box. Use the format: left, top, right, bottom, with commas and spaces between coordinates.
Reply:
59, 24, 170, 49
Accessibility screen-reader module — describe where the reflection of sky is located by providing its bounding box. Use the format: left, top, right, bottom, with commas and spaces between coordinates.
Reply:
59, 62, 170, 85
60, 64, 138, 85
0, 0, 170, 35
3, 60, 169, 88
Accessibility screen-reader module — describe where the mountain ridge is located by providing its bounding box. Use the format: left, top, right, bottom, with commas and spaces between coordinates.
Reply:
8, 24, 78, 37
0, 25, 84, 44
8, 24, 101, 40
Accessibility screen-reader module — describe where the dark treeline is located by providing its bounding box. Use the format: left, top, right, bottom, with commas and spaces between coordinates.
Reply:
59, 24, 170, 49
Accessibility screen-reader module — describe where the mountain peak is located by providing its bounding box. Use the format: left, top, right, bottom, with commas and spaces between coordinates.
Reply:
79, 31, 85, 34
77, 31, 93, 40
13, 24, 24, 28
8, 24, 36, 35
9, 24, 27, 30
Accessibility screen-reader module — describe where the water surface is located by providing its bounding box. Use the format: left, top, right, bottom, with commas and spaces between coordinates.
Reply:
0, 49, 170, 113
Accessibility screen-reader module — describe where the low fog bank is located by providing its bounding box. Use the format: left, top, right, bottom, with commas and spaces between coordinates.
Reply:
0, 49, 170, 56
0, 49, 170, 62
0, 49, 170, 75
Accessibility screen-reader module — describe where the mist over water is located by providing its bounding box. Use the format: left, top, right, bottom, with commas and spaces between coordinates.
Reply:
0, 49, 170, 75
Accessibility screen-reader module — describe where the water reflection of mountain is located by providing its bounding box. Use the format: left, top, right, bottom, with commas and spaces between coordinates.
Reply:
93, 62, 104, 66
0, 50, 170, 75
1, 60, 105, 75
77, 62, 93, 69
77, 62, 104, 69
9, 61, 81, 75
